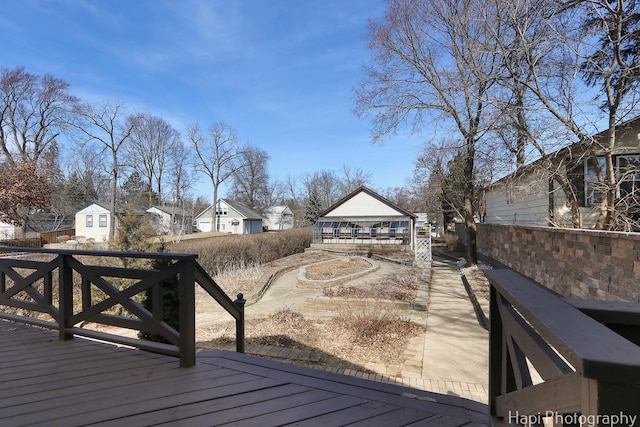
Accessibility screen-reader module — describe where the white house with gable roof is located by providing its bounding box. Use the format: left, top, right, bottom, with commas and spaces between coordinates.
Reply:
75, 203, 115, 242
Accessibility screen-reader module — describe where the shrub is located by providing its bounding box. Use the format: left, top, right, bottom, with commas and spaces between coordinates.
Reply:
139, 242, 180, 344
334, 302, 418, 347
169, 228, 312, 275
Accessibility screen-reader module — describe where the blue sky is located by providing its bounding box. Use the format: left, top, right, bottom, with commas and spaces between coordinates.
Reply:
2, 0, 423, 199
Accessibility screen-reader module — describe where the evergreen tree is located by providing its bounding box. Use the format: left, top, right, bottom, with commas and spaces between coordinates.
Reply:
302, 186, 322, 226
121, 171, 158, 210
139, 241, 180, 344
63, 171, 98, 214
110, 210, 156, 260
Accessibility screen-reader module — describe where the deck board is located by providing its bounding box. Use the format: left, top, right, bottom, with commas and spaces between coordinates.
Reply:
0, 320, 489, 426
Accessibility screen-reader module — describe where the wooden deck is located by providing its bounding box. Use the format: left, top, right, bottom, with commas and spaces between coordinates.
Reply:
0, 320, 488, 426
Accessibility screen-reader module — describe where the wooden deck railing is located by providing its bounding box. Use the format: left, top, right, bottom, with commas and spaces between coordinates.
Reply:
0, 246, 245, 368
486, 269, 640, 425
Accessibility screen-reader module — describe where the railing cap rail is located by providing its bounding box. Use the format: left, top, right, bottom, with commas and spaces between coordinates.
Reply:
0, 246, 198, 261
486, 268, 640, 383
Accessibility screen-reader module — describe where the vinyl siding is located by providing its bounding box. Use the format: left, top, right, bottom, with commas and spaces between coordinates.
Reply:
485, 172, 550, 226
324, 192, 405, 217
75, 204, 112, 242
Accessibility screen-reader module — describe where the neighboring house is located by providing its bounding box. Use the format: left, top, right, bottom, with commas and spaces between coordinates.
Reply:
195, 199, 263, 234
0, 220, 15, 240
485, 116, 640, 228
312, 185, 416, 247
146, 205, 193, 236
262, 206, 294, 231
75, 203, 115, 242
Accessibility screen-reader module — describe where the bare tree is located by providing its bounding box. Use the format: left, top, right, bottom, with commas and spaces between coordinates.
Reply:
72, 100, 137, 239
187, 122, 244, 231
126, 113, 181, 206
411, 151, 448, 233
302, 170, 342, 211
280, 174, 305, 225
579, 0, 640, 229
356, 0, 500, 264
488, 0, 640, 230
167, 140, 195, 204
230, 144, 270, 209
339, 165, 371, 195
0, 67, 77, 166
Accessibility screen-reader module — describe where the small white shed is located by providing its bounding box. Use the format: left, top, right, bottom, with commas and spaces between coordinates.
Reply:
75, 203, 114, 242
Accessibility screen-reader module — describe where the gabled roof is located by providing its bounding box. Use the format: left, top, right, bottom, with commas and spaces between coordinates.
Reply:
148, 205, 190, 217
486, 114, 640, 190
224, 199, 262, 219
74, 202, 111, 215
195, 199, 262, 220
318, 185, 415, 218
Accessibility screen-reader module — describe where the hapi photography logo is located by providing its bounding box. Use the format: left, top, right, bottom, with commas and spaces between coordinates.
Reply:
509, 411, 637, 427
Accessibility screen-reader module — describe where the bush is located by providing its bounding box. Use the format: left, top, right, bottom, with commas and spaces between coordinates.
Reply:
139, 242, 180, 344
169, 228, 312, 275
333, 302, 419, 347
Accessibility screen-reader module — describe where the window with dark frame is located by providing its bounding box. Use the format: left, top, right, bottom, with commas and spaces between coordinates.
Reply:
506, 182, 514, 205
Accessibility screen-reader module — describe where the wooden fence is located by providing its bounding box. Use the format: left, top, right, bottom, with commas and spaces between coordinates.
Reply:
0, 246, 245, 367
39, 229, 76, 244
0, 238, 43, 249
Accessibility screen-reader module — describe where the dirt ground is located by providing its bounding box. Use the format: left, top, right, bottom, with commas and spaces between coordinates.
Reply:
195, 251, 486, 371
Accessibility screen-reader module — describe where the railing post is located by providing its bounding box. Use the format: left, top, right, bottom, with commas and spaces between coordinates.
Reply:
234, 293, 246, 353
58, 254, 74, 341
179, 258, 196, 368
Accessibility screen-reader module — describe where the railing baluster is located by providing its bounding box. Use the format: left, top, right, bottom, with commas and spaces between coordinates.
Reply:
152, 281, 163, 321
178, 258, 196, 368
44, 271, 53, 306
81, 278, 91, 310
58, 254, 73, 341
234, 293, 246, 353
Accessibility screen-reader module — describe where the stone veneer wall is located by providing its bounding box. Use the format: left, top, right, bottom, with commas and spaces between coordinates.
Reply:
455, 223, 640, 302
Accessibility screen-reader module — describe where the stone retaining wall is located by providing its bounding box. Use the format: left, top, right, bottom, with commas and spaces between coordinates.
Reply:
456, 223, 640, 302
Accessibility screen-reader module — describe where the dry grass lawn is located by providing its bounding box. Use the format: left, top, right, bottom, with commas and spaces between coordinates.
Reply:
198, 253, 425, 368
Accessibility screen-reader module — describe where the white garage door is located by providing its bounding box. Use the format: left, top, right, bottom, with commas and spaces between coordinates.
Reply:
198, 221, 212, 232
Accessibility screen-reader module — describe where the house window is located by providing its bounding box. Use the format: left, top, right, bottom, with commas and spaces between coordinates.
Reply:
585, 157, 606, 207
617, 155, 640, 200
99, 214, 108, 228
217, 223, 226, 231
86, 215, 93, 227
216, 207, 228, 216
568, 161, 586, 207
506, 182, 514, 205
